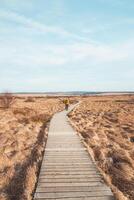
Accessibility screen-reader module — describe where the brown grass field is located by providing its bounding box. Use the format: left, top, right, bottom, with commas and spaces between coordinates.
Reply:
69, 94, 134, 200
0, 96, 66, 200
0, 94, 134, 200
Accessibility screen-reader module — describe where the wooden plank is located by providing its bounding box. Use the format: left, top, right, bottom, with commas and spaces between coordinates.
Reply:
43, 157, 90, 160
44, 151, 89, 153
40, 168, 98, 172
43, 158, 95, 163
41, 165, 94, 168
44, 152, 89, 154
35, 191, 112, 198
36, 186, 111, 193
44, 153, 88, 155
47, 141, 82, 143
42, 165, 94, 168
44, 156, 90, 158
40, 168, 96, 171
44, 154, 89, 156
35, 196, 114, 200
42, 161, 94, 163
44, 155, 89, 157
39, 171, 101, 175
46, 146, 84, 148
38, 182, 104, 187
42, 160, 93, 163
41, 162, 95, 166
46, 143, 81, 145
43, 155, 89, 157
47, 140, 80, 141
39, 174, 101, 179
43, 159, 91, 162
43, 159, 92, 162
46, 143, 82, 145
45, 149, 87, 151
42, 160, 95, 168
43, 159, 92, 161
44, 158, 92, 160
39, 178, 101, 183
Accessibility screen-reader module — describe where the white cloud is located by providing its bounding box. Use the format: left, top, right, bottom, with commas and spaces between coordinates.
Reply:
0, 10, 93, 43
0, 10, 67, 35
0, 38, 133, 71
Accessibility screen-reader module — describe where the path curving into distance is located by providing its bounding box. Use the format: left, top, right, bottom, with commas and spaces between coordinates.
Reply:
34, 105, 115, 200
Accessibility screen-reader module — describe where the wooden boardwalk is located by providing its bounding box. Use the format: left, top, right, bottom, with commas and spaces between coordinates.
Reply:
34, 106, 115, 200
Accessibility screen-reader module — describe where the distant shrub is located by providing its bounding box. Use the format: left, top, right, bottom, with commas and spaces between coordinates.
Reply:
0, 92, 14, 109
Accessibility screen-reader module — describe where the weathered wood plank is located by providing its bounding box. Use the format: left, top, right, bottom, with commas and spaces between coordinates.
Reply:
45, 149, 87, 151
46, 146, 84, 148
42, 162, 94, 165
44, 152, 89, 155
38, 182, 105, 187
43, 160, 92, 163
36, 186, 111, 193
39, 178, 102, 183
43, 159, 93, 161
43, 155, 89, 158
40, 168, 96, 172
40, 169, 98, 172
39, 171, 101, 175
43, 158, 90, 161
43, 160, 91, 163
44, 155, 89, 158
39, 174, 101, 179
46, 142, 84, 144
42, 160, 95, 168
35, 197, 114, 200
35, 191, 113, 198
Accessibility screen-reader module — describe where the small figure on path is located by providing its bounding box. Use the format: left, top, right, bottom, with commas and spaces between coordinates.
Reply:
63, 98, 70, 111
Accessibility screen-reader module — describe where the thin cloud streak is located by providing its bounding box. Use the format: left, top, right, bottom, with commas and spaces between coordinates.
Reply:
0, 10, 94, 43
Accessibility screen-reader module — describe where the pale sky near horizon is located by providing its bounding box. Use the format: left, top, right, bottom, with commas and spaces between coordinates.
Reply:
0, 0, 134, 92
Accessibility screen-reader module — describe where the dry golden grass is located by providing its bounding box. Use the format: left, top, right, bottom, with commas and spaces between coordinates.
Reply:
0, 97, 64, 200
69, 95, 134, 200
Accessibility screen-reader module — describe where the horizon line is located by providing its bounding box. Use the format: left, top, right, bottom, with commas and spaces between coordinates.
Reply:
0, 91, 134, 94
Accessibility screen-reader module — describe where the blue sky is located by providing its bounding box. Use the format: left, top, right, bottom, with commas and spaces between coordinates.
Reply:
0, 0, 134, 92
